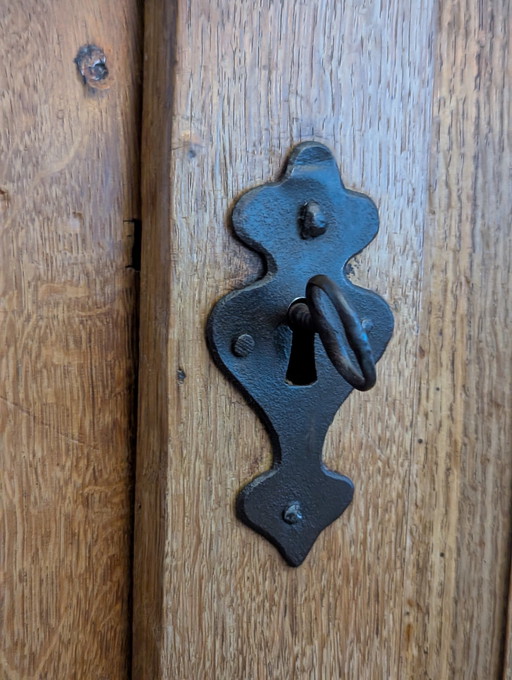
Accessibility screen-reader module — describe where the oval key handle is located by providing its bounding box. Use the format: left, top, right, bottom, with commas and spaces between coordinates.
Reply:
207, 142, 394, 566
287, 274, 376, 392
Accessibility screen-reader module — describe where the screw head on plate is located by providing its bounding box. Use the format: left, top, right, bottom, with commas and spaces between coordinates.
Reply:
300, 201, 328, 239
232, 333, 255, 357
283, 502, 303, 524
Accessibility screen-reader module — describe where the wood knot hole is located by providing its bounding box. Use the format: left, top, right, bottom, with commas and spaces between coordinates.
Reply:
75, 45, 110, 90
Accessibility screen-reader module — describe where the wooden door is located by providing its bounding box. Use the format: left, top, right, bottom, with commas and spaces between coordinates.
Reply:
1, 1, 510, 679
133, 1, 512, 679
0, 1, 142, 677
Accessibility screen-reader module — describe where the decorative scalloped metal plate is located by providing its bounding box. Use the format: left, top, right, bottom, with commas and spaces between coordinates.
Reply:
207, 142, 394, 566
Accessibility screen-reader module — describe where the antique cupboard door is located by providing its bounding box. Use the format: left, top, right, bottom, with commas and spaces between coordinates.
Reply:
0, 0, 142, 677
133, 1, 511, 679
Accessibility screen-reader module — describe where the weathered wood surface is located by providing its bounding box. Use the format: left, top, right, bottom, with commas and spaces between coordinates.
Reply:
134, 0, 511, 678
401, 1, 512, 678
0, 1, 142, 677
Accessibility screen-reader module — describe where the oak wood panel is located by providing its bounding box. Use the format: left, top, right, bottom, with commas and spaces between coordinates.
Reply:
133, 1, 439, 678
0, 2, 142, 677
401, 1, 512, 678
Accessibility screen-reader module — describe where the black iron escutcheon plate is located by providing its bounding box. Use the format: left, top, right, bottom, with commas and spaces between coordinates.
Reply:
207, 142, 394, 566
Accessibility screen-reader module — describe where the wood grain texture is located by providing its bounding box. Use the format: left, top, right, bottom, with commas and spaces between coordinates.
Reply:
401, 1, 512, 678
0, 2, 142, 678
133, 1, 438, 678
134, 1, 512, 678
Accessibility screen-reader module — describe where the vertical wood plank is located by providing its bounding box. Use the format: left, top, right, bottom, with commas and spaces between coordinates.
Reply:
134, 1, 438, 677
0, 2, 142, 677
401, 1, 512, 677
131, 1, 176, 674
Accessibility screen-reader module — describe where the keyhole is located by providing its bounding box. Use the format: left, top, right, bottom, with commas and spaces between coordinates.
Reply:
285, 322, 317, 386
